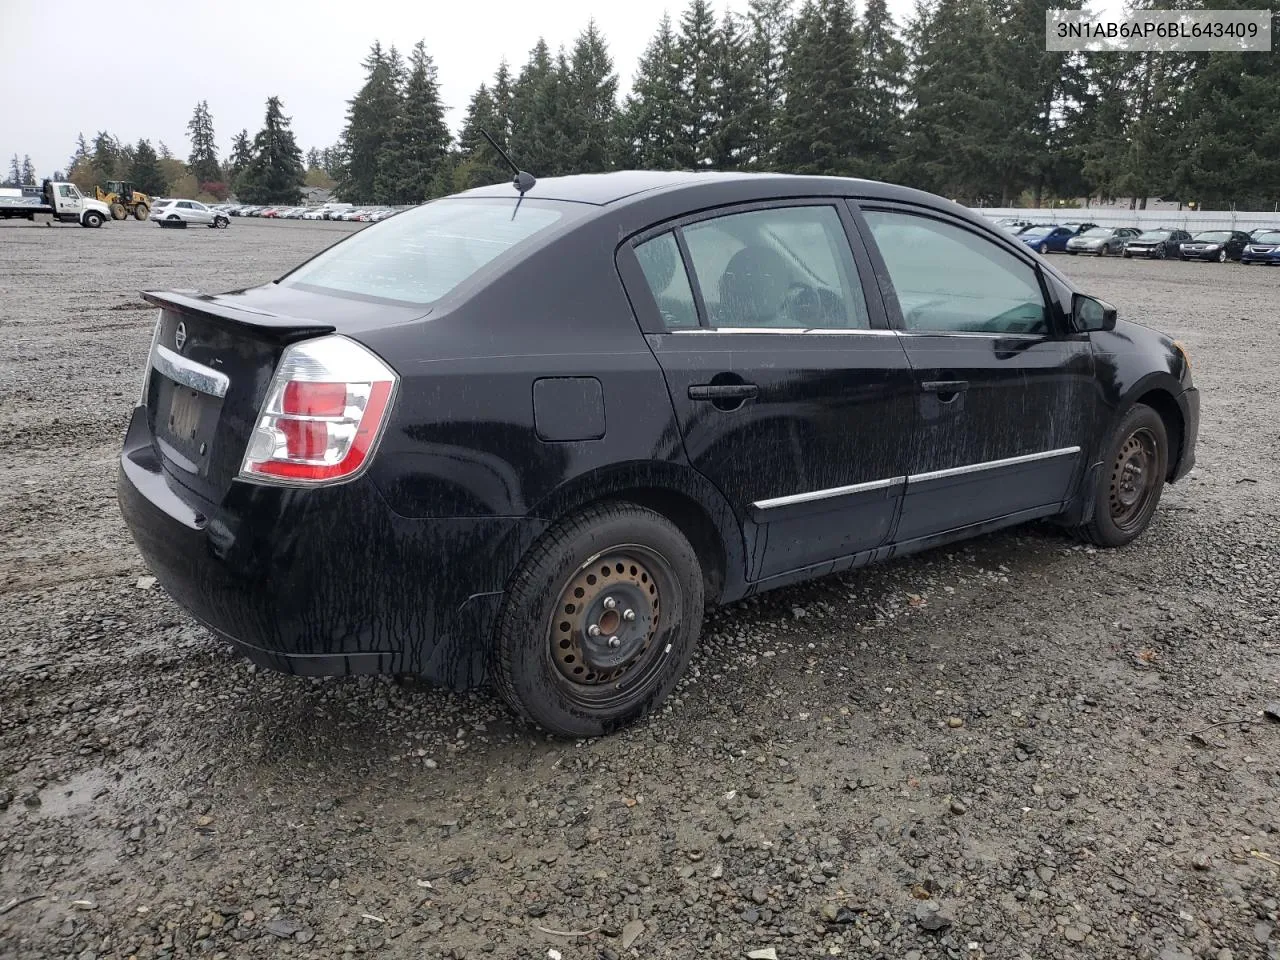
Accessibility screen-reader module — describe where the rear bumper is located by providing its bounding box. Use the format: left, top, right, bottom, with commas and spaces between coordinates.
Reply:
116, 407, 527, 687
1172, 387, 1199, 481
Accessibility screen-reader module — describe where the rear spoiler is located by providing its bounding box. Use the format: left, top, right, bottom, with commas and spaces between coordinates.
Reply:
141, 290, 334, 343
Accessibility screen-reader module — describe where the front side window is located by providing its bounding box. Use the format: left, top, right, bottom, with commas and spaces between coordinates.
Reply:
679, 206, 869, 329
634, 232, 698, 329
59, 185, 74, 198
284, 198, 574, 305
862, 210, 1049, 335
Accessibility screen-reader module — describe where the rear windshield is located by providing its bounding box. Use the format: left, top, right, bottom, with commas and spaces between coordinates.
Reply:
283, 197, 572, 305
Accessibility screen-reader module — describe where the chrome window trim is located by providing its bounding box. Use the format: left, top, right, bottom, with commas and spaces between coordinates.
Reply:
669, 327, 897, 336
752, 476, 902, 511
152, 343, 229, 398
751, 446, 1081, 512
908, 446, 1080, 484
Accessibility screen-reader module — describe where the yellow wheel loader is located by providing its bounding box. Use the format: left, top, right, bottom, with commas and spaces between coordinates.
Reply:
95, 180, 151, 220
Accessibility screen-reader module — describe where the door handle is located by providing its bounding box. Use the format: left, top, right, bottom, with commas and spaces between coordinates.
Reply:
688, 383, 759, 401
922, 380, 968, 402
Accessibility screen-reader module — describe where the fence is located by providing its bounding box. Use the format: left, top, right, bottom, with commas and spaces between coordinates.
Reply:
973, 207, 1280, 232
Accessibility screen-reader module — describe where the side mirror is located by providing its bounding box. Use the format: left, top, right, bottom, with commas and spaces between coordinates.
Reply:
1072, 293, 1117, 332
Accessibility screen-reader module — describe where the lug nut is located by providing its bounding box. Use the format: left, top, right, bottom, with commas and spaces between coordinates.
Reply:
588, 624, 601, 638
607, 636, 621, 649
623, 609, 636, 621
603, 597, 617, 610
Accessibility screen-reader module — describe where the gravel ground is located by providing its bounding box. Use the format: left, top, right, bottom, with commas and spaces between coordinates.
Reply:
1, 216, 1277, 960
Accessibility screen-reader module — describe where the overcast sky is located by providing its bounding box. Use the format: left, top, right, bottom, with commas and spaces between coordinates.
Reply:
2, 0, 928, 179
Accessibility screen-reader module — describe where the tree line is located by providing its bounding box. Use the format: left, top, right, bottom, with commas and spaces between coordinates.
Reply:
11, 0, 1276, 208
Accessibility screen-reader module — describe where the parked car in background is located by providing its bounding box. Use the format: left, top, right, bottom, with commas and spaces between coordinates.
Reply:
1122, 229, 1191, 259
1060, 221, 1099, 235
154, 199, 229, 229
1241, 230, 1280, 265
302, 207, 329, 220
1179, 230, 1251, 262
995, 217, 1035, 233
117, 170, 1198, 737
367, 208, 399, 222
323, 203, 354, 220
1066, 226, 1139, 256
1019, 224, 1076, 254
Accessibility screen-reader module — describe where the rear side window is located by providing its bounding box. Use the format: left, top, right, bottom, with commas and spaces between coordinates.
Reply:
862, 210, 1048, 335
284, 198, 570, 305
681, 206, 870, 329
634, 233, 699, 329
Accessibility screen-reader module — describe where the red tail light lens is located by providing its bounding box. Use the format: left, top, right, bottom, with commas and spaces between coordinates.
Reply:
240, 335, 398, 485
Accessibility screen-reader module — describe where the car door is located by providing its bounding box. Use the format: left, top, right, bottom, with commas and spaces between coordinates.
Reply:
189, 201, 211, 225
56, 184, 83, 218
618, 201, 919, 581
850, 203, 1098, 543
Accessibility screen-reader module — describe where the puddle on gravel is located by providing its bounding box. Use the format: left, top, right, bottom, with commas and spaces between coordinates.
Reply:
12, 767, 143, 821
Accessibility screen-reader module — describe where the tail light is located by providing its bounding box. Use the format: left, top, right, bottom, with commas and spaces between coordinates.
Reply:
239, 335, 398, 485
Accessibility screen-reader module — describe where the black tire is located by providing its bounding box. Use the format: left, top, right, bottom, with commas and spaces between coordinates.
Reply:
1156, 245, 1167, 260
1122, 251, 1131, 259
213, 216, 228, 229
1217, 249, 1227, 263
82, 210, 104, 228
1076, 404, 1169, 548
493, 501, 704, 738
1038, 242, 1049, 254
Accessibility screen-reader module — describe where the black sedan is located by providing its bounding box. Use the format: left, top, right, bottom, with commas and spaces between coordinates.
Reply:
1179, 230, 1251, 262
117, 171, 1200, 737
1123, 228, 1193, 259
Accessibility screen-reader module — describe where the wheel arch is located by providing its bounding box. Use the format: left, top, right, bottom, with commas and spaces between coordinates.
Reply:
496, 461, 749, 607
1111, 373, 1186, 482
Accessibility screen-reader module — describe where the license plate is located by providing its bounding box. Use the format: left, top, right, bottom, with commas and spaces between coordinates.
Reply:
167, 387, 204, 443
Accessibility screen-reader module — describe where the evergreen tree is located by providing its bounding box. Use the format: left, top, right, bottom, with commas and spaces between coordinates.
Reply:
128, 140, 166, 196
456, 83, 511, 188
744, 0, 792, 169
306, 147, 322, 170
491, 60, 515, 146
339, 41, 404, 201
68, 134, 91, 175
227, 129, 253, 184
237, 96, 306, 204
777, 0, 862, 177
7, 155, 20, 185
376, 40, 452, 203
20, 155, 35, 184
854, 0, 907, 180
91, 131, 123, 179
510, 39, 564, 175
561, 21, 620, 173
674, 0, 719, 168
158, 141, 173, 160
620, 15, 684, 169
897, 0, 1005, 201
186, 100, 221, 183
708, 10, 755, 169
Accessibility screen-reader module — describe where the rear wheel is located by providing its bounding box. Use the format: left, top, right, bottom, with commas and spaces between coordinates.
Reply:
134, 204, 149, 221
1076, 404, 1168, 548
109, 202, 126, 220
1038, 242, 1050, 254
493, 502, 704, 738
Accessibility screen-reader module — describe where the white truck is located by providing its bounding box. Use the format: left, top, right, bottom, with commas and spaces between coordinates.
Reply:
0, 180, 112, 227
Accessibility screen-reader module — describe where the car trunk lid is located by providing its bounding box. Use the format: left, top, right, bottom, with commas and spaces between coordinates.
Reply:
140, 286, 425, 503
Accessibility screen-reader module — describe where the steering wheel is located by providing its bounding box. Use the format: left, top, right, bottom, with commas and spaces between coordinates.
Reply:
779, 283, 823, 327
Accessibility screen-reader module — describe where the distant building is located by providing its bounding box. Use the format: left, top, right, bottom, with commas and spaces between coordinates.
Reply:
301, 186, 333, 205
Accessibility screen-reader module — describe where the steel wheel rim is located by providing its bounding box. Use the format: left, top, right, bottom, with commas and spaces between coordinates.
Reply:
1109, 427, 1159, 532
546, 544, 679, 709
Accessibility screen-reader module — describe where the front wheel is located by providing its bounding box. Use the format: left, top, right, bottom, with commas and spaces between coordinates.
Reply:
109, 202, 126, 220
492, 502, 704, 738
212, 216, 228, 229
1217, 249, 1227, 263
82, 211, 104, 228
1122, 251, 1131, 259
1038, 242, 1050, 254
134, 204, 149, 221
1157, 246, 1167, 260
1076, 404, 1168, 548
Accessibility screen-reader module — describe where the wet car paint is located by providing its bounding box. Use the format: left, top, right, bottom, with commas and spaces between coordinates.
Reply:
118, 172, 1200, 687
